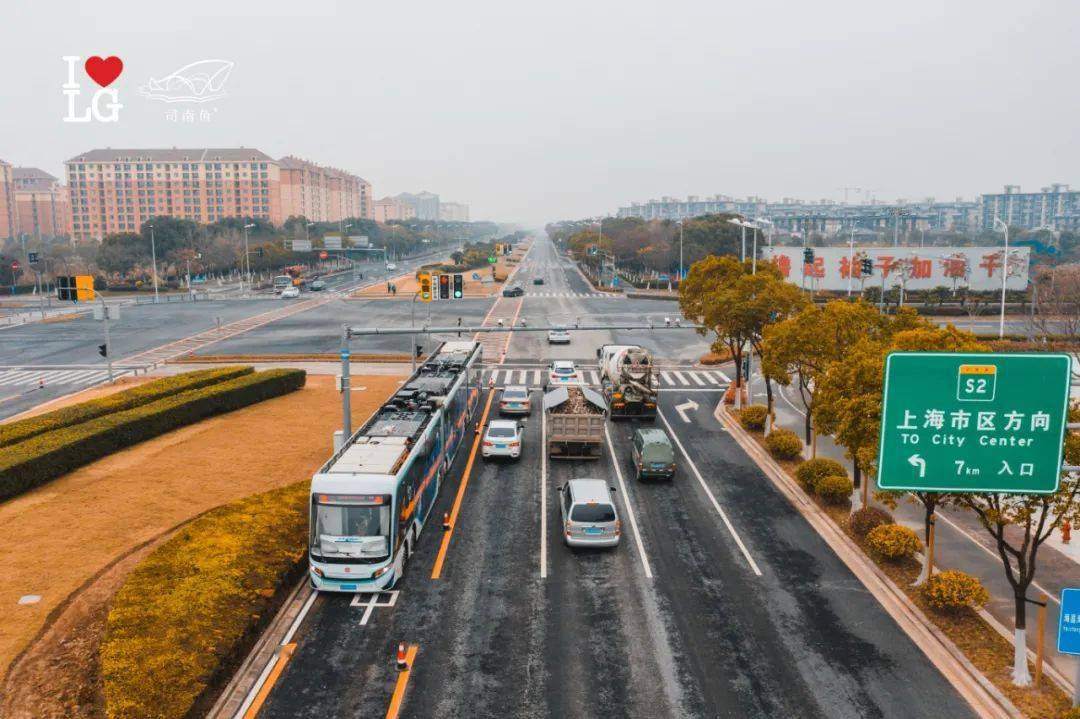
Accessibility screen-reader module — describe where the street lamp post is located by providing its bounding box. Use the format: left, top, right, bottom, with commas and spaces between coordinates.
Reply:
847, 223, 856, 297
242, 223, 255, 294
148, 223, 159, 303
678, 220, 684, 282
994, 217, 1010, 339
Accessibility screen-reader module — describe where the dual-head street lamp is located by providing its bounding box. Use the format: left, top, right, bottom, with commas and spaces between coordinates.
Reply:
726, 217, 766, 273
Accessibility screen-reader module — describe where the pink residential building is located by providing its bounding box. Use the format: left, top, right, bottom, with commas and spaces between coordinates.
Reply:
279, 156, 372, 222
0, 159, 14, 241
65, 148, 281, 242
12, 168, 71, 240
373, 196, 416, 223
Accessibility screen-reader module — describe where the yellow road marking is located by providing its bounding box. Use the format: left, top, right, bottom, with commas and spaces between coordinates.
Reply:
430, 390, 494, 579
384, 644, 420, 719
243, 642, 296, 718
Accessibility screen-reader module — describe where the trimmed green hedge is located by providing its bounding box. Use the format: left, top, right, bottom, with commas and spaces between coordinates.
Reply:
0, 366, 254, 448
101, 481, 308, 719
0, 369, 305, 502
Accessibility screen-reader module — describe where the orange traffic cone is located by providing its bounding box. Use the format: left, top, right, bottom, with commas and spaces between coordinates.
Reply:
396, 642, 408, 670
38, 377, 44, 389
442, 512, 451, 531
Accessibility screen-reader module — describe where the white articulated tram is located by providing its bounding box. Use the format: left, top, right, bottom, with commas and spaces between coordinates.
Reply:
308, 340, 483, 592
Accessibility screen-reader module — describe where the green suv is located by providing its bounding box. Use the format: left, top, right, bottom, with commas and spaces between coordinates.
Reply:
631, 427, 676, 480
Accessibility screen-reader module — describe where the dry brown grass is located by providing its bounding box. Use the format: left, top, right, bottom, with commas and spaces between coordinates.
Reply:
0, 373, 404, 687
744, 429, 1073, 718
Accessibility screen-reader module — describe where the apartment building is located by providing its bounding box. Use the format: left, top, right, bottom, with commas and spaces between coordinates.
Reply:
395, 191, 440, 220
981, 184, 1080, 232
278, 156, 372, 223
12, 168, 71, 240
0, 159, 14, 241
438, 201, 470, 222
373, 196, 416, 222
65, 147, 280, 242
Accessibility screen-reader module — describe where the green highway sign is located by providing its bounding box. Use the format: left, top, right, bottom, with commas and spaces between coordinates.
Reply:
488, 256, 497, 264
877, 352, 1071, 494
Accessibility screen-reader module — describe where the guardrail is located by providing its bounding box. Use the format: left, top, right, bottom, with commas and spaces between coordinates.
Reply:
133, 291, 210, 305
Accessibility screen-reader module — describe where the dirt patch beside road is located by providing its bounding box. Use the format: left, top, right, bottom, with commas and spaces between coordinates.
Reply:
0, 373, 404, 715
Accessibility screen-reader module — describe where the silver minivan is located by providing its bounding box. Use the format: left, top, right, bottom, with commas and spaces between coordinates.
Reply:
557, 478, 621, 548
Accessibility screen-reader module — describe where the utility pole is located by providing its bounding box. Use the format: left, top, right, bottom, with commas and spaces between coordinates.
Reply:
678, 220, 684, 282
95, 293, 114, 383
149, 223, 159, 303
340, 325, 352, 439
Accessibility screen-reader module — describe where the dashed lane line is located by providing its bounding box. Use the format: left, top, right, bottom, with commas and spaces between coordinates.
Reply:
658, 408, 763, 577
603, 424, 654, 579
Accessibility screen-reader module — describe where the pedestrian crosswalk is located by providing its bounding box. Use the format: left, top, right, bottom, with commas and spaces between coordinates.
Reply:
524, 292, 625, 299
0, 368, 130, 388
482, 367, 729, 388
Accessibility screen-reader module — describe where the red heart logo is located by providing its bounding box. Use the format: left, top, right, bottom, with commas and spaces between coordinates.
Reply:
84, 56, 123, 88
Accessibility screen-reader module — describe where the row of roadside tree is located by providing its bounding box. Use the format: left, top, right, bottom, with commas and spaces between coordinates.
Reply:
679, 254, 1080, 688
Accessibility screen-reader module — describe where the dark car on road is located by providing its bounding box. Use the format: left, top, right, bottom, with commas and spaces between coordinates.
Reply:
309, 279, 327, 291
533, 277, 544, 285
502, 285, 524, 297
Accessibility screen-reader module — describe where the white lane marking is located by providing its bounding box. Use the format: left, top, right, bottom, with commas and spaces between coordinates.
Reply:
541, 404, 548, 579
779, 384, 805, 416
658, 410, 763, 577
673, 371, 689, 386
713, 369, 731, 382
603, 424, 654, 579
489, 369, 501, 385
0, 371, 38, 385
532, 369, 541, 385
234, 588, 319, 719
517, 369, 527, 384
689, 372, 706, 386
660, 371, 673, 386
674, 399, 699, 423
588, 370, 599, 385
703, 371, 722, 384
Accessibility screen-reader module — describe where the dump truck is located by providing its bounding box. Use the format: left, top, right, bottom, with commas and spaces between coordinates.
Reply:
597, 344, 657, 419
544, 385, 606, 459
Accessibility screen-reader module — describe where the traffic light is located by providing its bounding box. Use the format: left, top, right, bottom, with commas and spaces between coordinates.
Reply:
861, 257, 874, 276
10, 260, 20, 274
415, 344, 424, 359
57, 275, 77, 302
438, 273, 450, 300
98, 344, 108, 358
419, 272, 432, 302
452, 273, 463, 299
802, 247, 815, 265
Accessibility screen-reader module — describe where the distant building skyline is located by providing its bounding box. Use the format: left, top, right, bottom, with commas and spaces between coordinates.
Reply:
617, 184, 1080, 237
12, 167, 70, 240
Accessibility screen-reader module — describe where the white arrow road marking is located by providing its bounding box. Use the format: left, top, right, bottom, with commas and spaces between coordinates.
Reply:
674, 398, 699, 423
908, 453, 926, 478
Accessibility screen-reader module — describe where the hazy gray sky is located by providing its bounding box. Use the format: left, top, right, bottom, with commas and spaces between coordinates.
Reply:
2, 0, 1078, 225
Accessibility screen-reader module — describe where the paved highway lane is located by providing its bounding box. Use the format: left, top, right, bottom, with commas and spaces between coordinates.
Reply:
258, 386, 977, 718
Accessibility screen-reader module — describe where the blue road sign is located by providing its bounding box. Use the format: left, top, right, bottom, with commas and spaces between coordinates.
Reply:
658, 274, 670, 281
1057, 588, 1080, 655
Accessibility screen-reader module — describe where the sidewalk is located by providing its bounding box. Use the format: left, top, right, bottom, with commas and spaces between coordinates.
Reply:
753, 371, 1080, 684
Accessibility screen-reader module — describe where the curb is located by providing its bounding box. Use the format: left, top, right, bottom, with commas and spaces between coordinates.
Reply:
715, 402, 1022, 719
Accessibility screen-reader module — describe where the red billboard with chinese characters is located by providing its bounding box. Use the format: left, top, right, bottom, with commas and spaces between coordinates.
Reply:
762, 246, 1030, 292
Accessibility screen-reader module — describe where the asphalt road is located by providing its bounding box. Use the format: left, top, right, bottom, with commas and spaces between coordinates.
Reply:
0, 246, 456, 420
258, 236, 977, 719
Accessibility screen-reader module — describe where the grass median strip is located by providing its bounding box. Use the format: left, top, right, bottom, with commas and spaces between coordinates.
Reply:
0, 368, 305, 502
100, 481, 309, 719
0, 366, 253, 448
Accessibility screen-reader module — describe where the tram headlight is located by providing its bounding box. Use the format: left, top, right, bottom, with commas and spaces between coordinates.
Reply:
310, 565, 324, 578
372, 565, 391, 579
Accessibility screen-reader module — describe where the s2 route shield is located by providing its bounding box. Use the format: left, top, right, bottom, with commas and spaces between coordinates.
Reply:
877, 352, 1071, 494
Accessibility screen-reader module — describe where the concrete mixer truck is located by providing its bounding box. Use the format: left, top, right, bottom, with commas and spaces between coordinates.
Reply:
597, 344, 657, 420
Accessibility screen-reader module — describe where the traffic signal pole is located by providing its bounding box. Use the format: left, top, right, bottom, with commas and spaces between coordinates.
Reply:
95, 293, 114, 383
